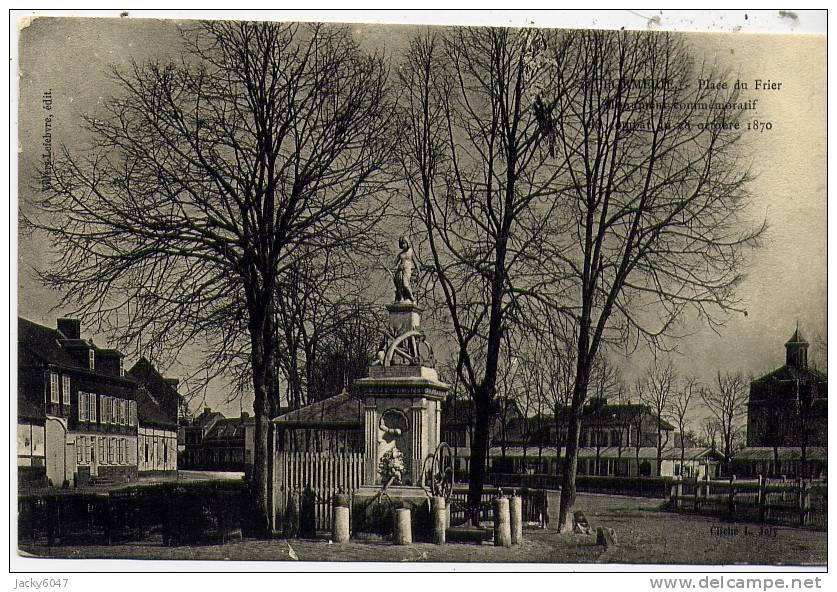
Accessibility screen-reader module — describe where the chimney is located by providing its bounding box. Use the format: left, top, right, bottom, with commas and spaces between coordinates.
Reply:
240, 412, 249, 421
57, 318, 81, 340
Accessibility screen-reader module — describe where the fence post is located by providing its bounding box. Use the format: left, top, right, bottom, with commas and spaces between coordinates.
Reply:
431, 496, 446, 545
758, 474, 766, 522
332, 492, 351, 543
693, 475, 700, 511
727, 474, 737, 517
509, 493, 523, 545
798, 479, 809, 527
393, 508, 412, 545
674, 479, 682, 510
493, 496, 511, 548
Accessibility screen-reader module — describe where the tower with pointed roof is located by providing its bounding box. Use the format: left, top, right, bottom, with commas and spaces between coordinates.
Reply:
746, 325, 827, 449
785, 325, 809, 369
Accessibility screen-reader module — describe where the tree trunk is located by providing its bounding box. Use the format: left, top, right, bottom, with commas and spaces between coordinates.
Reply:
557, 407, 583, 532
248, 295, 281, 537
467, 394, 491, 525
557, 372, 589, 532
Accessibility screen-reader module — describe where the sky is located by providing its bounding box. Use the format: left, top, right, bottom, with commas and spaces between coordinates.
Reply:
16, 15, 826, 420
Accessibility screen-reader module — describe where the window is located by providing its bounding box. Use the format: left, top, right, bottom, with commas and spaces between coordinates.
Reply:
78, 392, 88, 421
88, 349, 95, 370
100, 395, 107, 424
122, 401, 128, 425
129, 401, 136, 426
89, 437, 95, 464
62, 375, 71, 405
99, 438, 106, 465
76, 436, 84, 464
49, 373, 59, 404
88, 392, 97, 423
108, 438, 115, 464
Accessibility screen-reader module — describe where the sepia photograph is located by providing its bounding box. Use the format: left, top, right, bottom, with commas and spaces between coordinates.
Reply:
11, 9, 828, 575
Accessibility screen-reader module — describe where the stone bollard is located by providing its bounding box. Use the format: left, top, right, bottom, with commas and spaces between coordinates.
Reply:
493, 496, 512, 548
431, 496, 446, 545
332, 493, 351, 543
509, 494, 523, 545
393, 508, 412, 545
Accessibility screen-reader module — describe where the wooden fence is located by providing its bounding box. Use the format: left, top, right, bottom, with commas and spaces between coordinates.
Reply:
272, 451, 365, 533
669, 475, 826, 530
448, 486, 548, 527
488, 472, 674, 498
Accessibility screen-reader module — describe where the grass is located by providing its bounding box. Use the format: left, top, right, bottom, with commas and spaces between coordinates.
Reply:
19, 492, 827, 565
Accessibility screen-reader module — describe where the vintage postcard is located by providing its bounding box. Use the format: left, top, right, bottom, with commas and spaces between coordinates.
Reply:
12, 9, 827, 577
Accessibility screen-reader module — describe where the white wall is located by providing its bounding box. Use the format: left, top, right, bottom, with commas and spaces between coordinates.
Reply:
138, 425, 177, 472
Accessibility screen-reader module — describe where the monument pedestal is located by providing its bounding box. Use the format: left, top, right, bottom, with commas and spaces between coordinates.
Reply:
351, 485, 434, 541
349, 300, 449, 538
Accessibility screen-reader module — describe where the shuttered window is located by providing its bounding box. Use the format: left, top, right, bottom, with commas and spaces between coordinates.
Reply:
78, 392, 87, 421
50, 373, 59, 403
89, 392, 97, 423
62, 375, 71, 405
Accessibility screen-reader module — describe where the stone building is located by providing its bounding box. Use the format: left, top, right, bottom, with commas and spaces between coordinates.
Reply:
18, 318, 136, 487
746, 328, 827, 448
179, 407, 258, 472
733, 328, 828, 478
18, 317, 181, 488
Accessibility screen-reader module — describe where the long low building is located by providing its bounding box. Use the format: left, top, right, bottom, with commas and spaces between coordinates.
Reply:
731, 446, 827, 479
449, 445, 722, 480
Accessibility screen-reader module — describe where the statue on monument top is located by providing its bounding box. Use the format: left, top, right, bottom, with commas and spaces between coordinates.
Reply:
393, 236, 417, 304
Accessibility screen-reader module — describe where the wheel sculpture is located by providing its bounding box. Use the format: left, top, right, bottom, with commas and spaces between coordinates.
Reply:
384, 330, 435, 367
421, 442, 454, 501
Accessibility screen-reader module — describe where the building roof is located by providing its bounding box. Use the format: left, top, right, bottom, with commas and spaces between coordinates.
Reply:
750, 364, 827, 386
188, 409, 226, 430
134, 388, 177, 429
732, 447, 827, 462
202, 416, 249, 443
18, 317, 82, 369
128, 357, 181, 429
273, 391, 363, 428
785, 328, 808, 346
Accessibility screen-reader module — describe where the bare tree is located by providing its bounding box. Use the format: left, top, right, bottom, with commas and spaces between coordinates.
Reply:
668, 375, 698, 477
637, 360, 675, 474
274, 251, 384, 409
31, 21, 394, 533
700, 371, 750, 472
587, 357, 621, 475
532, 29, 764, 531
397, 29, 569, 515
700, 417, 721, 450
